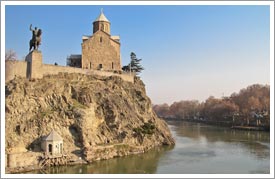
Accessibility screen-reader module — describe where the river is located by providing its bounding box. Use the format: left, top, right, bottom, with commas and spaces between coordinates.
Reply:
30, 120, 270, 174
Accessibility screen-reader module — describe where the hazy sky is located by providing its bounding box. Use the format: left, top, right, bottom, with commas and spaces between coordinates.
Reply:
5, 5, 270, 104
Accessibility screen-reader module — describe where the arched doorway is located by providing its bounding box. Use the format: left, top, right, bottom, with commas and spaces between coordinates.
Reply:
48, 144, 52, 154
99, 64, 103, 70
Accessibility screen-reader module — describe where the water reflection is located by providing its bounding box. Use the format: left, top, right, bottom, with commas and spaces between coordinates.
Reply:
39, 146, 174, 174
26, 121, 269, 174
171, 121, 269, 142
83, 146, 173, 174
168, 121, 270, 161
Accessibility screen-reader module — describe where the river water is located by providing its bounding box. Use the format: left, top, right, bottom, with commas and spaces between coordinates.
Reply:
32, 120, 270, 174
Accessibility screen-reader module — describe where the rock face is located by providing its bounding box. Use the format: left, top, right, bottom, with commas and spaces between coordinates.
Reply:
5, 73, 174, 164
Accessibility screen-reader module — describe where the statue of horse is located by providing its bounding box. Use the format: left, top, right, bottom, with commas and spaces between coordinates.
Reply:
29, 29, 42, 51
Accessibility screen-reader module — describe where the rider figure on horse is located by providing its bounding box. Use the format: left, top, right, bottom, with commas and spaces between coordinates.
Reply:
29, 24, 42, 51
30, 24, 38, 42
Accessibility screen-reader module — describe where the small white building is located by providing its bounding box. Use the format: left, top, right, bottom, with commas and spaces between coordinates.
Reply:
42, 131, 63, 156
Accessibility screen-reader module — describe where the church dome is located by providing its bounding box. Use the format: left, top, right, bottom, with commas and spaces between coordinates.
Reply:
94, 10, 110, 23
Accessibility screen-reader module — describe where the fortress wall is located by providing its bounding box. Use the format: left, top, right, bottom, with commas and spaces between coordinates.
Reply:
7, 152, 41, 168
6, 61, 133, 83
42, 64, 89, 76
5, 60, 27, 82
89, 70, 134, 82
119, 73, 134, 83
43, 64, 133, 82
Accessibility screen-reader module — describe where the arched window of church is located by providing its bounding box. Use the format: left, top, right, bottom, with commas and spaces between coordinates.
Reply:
101, 24, 104, 31
100, 37, 103, 43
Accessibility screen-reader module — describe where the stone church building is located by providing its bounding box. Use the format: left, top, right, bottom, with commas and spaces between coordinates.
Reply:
68, 10, 121, 71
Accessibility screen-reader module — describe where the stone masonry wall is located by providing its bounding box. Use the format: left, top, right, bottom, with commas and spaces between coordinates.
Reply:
43, 64, 133, 82
7, 152, 41, 168
93, 21, 110, 34
6, 49, 132, 83
26, 50, 43, 79
110, 38, 121, 65
5, 60, 27, 82
82, 31, 121, 71
6, 61, 133, 83
42, 64, 89, 76
88, 70, 134, 82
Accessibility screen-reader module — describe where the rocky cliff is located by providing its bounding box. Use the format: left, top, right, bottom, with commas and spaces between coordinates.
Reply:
5, 73, 174, 164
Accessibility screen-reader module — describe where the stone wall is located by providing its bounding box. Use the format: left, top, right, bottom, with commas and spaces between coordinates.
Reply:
88, 70, 134, 82
43, 64, 89, 76
82, 31, 121, 71
110, 37, 121, 66
7, 152, 41, 168
93, 21, 110, 34
5, 50, 133, 83
5, 60, 27, 82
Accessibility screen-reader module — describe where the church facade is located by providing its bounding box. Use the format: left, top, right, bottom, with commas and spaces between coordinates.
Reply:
68, 10, 121, 71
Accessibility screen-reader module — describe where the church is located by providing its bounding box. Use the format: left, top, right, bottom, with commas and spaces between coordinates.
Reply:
67, 10, 121, 71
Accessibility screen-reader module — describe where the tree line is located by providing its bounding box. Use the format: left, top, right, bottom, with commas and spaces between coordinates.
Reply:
153, 84, 270, 129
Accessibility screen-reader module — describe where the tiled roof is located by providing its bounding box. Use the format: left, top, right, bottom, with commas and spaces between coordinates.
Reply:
45, 131, 63, 141
94, 10, 110, 23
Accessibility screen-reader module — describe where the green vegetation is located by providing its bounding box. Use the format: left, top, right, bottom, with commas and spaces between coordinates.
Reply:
134, 122, 156, 135
114, 144, 130, 150
39, 108, 54, 118
122, 52, 144, 75
71, 99, 87, 109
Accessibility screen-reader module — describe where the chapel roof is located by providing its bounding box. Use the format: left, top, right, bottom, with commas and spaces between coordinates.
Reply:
94, 9, 110, 23
45, 130, 63, 141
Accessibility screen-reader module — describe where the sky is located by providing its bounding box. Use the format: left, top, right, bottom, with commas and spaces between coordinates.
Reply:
4, 4, 271, 104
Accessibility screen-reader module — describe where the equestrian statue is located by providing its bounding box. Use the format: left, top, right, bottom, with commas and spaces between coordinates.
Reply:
29, 24, 42, 51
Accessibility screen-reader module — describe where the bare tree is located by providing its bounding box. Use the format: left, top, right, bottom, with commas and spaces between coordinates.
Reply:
5, 49, 17, 61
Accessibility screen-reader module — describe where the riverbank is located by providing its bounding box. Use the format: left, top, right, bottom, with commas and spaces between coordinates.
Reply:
5, 158, 87, 174
231, 126, 267, 131
163, 118, 270, 132
5, 154, 88, 174
5, 143, 171, 174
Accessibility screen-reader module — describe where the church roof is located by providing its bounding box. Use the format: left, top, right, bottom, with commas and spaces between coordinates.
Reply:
45, 131, 63, 141
94, 10, 110, 23
111, 36, 120, 42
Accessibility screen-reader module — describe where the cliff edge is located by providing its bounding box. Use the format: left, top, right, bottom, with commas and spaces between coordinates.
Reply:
5, 73, 174, 170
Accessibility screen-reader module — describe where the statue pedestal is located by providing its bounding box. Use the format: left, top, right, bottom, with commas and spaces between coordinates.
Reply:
26, 50, 43, 79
